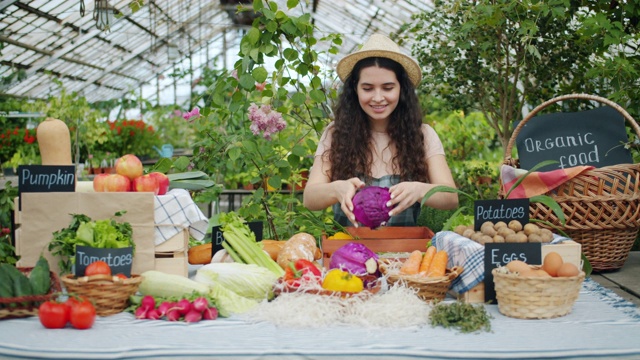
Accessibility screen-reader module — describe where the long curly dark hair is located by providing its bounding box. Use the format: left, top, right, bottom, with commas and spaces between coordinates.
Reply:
327, 57, 428, 183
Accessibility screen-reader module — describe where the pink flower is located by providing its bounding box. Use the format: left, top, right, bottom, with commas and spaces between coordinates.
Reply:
255, 82, 266, 91
183, 107, 201, 121
231, 69, 238, 80
247, 103, 286, 140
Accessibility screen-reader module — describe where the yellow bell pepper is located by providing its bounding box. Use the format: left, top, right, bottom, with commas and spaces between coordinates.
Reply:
321, 269, 364, 293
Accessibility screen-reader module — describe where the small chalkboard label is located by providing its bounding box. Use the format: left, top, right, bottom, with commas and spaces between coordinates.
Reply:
484, 243, 542, 303
211, 221, 264, 257
74, 245, 133, 277
17, 165, 76, 193
473, 199, 529, 231
515, 106, 632, 172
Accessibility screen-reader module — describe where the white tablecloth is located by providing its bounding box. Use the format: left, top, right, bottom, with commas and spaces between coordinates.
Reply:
0, 279, 639, 359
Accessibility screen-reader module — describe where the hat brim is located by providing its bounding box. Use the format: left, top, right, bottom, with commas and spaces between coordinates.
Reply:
336, 49, 422, 87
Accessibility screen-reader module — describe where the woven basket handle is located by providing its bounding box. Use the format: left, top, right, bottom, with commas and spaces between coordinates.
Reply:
504, 94, 640, 164
447, 265, 464, 281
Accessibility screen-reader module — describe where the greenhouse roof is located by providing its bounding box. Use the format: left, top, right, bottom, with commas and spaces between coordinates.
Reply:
0, 0, 432, 106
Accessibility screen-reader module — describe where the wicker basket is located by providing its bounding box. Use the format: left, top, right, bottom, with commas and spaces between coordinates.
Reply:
379, 260, 463, 302
61, 274, 142, 316
502, 94, 640, 271
492, 266, 585, 319
0, 267, 61, 320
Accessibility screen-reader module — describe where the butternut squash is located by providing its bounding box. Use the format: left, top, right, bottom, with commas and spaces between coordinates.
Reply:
36, 117, 72, 165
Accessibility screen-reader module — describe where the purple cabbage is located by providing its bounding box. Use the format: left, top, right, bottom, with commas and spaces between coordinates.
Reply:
329, 242, 379, 276
352, 186, 392, 228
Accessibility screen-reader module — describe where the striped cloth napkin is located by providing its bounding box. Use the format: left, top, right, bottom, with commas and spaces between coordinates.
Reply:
154, 189, 209, 245
432, 231, 485, 294
499, 164, 593, 199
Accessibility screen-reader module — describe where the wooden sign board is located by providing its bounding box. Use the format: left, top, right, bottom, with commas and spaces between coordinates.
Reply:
211, 221, 263, 257
74, 245, 133, 277
473, 199, 529, 231
484, 243, 542, 303
515, 106, 632, 172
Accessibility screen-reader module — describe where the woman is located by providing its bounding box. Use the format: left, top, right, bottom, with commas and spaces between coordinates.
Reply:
303, 34, 458, 228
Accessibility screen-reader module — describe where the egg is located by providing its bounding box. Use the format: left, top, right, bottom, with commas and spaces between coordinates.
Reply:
557, 262, 580, 277
506, 260, 530, 274
542, 252, 563, 277
529, 269, 552, 278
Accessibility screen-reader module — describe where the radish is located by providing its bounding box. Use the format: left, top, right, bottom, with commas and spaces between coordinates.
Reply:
141, 295, 156, 310
202, 307, 219, 320
191, 297, 208, 312
156, 301, 173, 316
176, 298, 191, 315
184, 309, 202, 323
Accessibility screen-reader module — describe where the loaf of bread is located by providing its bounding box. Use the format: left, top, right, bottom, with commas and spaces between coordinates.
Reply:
188, 243, 213, 265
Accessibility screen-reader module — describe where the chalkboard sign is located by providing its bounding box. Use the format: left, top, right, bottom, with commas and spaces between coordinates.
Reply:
484, 243, 542, 303
75, 245, 133, 277
211, 221, 264, 257
473, 199, 529, 231
17, 165, 76, 210
515, 106, 632, 172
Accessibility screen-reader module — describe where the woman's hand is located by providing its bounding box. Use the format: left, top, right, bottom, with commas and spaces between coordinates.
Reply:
336, 178, 365, 226
387, 181, 427, 217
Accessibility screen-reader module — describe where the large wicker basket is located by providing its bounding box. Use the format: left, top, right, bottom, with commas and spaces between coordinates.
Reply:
502, 94, 640, 271
379, 260, 463, 302
61, 274, 142, 316
0, 267, 61, 320
492, 267, 585, 319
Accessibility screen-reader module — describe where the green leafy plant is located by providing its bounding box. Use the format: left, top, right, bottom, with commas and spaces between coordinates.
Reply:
189, 0, 341, 239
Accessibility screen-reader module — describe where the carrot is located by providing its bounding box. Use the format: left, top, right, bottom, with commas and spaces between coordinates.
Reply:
427, 250, 448, 277
400, 250, 423, 275
419, 246, 437, 275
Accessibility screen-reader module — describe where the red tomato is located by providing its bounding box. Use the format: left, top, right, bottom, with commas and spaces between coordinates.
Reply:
84, 261, 111, 276
38, 300, 70, 329
68, 299, 96, 330
114, 273, 127, 280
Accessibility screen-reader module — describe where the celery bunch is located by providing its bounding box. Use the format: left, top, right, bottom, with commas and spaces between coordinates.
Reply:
218, 212, 284, 277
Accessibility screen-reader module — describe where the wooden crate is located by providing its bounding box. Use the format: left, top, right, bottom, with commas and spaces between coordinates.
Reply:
542, 240, 582, 268
154, 225, 189, 277
321, 226, 434, 268
449, 283, 485, 304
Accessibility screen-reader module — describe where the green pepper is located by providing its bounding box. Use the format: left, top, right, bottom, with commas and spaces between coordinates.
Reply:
321, 269, 364, 293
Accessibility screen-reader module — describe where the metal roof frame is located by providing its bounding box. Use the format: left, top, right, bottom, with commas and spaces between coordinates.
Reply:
1, 0, 432, 105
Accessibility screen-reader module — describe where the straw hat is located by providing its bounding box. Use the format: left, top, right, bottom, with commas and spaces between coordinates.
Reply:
336, 34, 422, 87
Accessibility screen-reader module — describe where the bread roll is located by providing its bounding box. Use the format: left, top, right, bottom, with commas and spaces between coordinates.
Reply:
188, 243, 213, 264
276, 232, 318, 269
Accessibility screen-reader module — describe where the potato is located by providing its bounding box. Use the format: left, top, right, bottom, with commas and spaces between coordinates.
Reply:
540, 228, 554, 243
480, 224, 497, 237
508, 220, 523, 232
497, 227, 515, 238
505, 233, 528, 243
493, 234, 505, 243
481, 221, 494, 229
528, 233, 543, 243
454, 224, 468, 236
494, 221, 508, 229
481, 235, 494, 244
523, 223, 540, 236
470, 232, 484, 243
462, 228, 475, 239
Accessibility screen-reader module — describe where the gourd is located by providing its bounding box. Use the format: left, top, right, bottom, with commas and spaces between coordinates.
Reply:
138, 270, 210, 299
36, 117, 72, 165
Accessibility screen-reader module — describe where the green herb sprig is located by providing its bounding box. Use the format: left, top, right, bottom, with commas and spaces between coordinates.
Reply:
429, 301, 492, 333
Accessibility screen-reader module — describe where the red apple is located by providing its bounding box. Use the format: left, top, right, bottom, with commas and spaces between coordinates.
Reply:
149, 172, 170, 195
92, 173, 109, 192
98, 174, 131, 192
132, 174, 159, 194
115, 154, 143, 180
